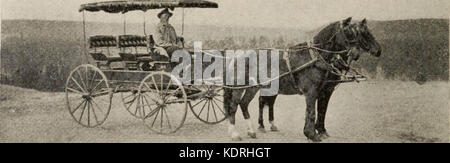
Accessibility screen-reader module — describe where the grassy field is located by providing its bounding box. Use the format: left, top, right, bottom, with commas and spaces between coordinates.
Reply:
0, 81, 448, 143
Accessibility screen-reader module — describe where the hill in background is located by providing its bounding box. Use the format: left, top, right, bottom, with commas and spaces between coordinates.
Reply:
1, 19, 448, 91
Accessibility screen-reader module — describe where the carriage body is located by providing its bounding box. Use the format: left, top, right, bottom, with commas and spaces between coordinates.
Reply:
65, 0, 226, 134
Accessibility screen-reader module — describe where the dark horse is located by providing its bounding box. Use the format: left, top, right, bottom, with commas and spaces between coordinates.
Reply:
223, 17, 382, 142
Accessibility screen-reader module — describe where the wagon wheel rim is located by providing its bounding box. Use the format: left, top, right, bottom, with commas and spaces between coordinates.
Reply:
188, 85, 227, 124
65, 64, 112, 128
121, 88, 151, 119
139, 72, 187, 134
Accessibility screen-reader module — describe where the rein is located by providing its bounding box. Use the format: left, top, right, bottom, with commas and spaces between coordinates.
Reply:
184, 22, 366, 90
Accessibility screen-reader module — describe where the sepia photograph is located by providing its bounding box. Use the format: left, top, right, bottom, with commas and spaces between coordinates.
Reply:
0, 0, 449, 147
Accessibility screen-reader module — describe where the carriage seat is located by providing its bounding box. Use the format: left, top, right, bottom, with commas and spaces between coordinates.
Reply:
88, 35, 122, 62
117, 35, 156, 70
88, 35, 123, 69
117, 35, 154, 48
117, 35, 156, 60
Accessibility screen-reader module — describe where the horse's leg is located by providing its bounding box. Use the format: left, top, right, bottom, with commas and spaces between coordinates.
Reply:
225, 88, 244, 141
258, 96, 266, 133
239, 88, 259, 138
303, 88, 321, 142
258, 95, 278, 132
315, 87, 334, 140
267, 95, 279, 132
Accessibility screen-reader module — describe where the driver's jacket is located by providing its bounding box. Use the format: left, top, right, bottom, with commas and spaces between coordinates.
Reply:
154, 22, 179, 47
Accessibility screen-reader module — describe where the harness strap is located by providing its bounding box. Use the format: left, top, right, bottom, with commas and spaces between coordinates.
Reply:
284, 50, 304, 94
307, 41, 318, 60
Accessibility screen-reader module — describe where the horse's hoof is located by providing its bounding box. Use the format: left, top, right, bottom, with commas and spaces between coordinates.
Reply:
307, 136, 322, 143
258, 127, 266, 133
231, 136, 242, 141
304, 132, 322, 143
307, 138, 321, 143
231, 132, 242, 141
270, 125, 279, 132
318, 132, 330, 140
248, 132, 257, 139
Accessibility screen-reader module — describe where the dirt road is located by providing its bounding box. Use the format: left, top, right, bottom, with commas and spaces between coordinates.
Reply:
0, 81, 448, 143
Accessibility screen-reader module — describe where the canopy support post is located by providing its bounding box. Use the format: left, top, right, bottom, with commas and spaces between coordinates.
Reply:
123, 13, 127, 35
143, 12, 147, 36
181, 8, 185, 36
82, 10, 88, 64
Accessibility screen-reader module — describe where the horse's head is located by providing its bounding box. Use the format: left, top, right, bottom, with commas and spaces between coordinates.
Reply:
335, 18, 382, 58
313, 17, 382, 71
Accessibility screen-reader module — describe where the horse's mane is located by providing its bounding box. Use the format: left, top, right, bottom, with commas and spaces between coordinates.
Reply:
313, 21, 340, 45
290, 21, 340, 50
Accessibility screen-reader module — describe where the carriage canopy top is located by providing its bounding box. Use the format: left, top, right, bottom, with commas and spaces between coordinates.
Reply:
79, 0, 219, 13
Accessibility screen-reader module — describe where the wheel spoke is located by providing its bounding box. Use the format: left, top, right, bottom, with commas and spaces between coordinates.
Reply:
87, 100, 91, 126
211, 99, 218, 121
163, 108, 172, 130
91, 89, 109, 96
142, 94, 156, 116
191, 86, 202, 91
151, 76, 160, 94
89, 69, 98, 91
212, 99, 225, 115
165, 78, 173, 95
78, 101, 87, 123
67, 87, 84, 95
76, 69, 88, 92
91, 79, 105, 93
160, 107, 164, 133
123, 93, 135, 100
71, 77, 86, 93
142, 93, 156, 106
151, 106, 161, 128
198, 99, 208, 117
143, 82, 159, 95
213, 96, 224, 103
91, 98, 104, 115
126, 100, 134, 111
206, 100, 211, 121
89, 101, 100, 124
191, 98, 207, 108
124, 96, 136, 105
142, 92, 158, 105
71, 100, 86, 114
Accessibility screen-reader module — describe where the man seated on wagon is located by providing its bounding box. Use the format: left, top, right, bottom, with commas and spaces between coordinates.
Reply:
153, 8, 184, 60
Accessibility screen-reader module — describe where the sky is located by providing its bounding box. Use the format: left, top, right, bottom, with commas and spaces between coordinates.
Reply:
1, 0, 449, 30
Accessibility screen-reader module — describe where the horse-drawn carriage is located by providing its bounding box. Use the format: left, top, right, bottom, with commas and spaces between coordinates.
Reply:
67, 1, 381, 142
66, 0, 226, 134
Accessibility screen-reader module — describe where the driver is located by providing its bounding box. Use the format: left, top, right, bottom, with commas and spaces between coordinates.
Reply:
153, 8, 184, 60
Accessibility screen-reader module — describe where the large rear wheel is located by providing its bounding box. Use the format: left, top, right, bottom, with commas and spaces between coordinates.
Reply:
65, 64, 112, 128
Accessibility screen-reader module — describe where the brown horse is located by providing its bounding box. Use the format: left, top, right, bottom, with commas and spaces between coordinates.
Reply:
223, 17, 382, 142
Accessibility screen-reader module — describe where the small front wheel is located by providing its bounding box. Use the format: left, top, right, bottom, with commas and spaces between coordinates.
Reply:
188, 85, 227, 124
121, 87, 153, 119
139, 72, 187, 134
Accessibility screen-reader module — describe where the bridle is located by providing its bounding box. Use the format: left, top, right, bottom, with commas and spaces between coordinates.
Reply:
288, 21, 369, 83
